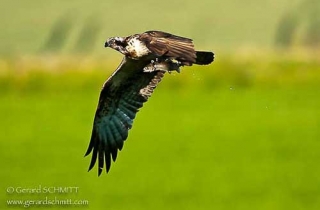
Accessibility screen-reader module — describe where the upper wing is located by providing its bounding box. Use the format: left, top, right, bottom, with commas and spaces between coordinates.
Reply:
139, 30, 196, 65
85, 57, 166, 175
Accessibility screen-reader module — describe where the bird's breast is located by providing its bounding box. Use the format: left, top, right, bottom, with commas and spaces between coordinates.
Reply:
126, 37, 151, 58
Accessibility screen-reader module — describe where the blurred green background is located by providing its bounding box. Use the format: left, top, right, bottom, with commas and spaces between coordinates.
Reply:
1, 0, 320, 209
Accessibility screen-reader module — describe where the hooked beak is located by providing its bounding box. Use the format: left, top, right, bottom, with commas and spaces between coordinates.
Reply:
105, 37, 114, 48
104, 40, 110, 48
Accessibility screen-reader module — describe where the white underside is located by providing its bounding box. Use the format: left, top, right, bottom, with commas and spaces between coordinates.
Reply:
126, 37, 150, 57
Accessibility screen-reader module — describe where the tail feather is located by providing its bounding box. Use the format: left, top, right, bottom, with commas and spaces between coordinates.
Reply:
195, 51, 214, 65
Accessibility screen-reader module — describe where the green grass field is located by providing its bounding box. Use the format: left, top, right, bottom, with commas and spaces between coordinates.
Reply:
1, 56, 320, 209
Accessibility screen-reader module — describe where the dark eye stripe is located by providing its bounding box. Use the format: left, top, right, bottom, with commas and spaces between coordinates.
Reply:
115, 40, 127, 47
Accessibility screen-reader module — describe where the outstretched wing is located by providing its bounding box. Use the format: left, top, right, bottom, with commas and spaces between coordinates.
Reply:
85, 57, 166, 175
140, 30, 196, 65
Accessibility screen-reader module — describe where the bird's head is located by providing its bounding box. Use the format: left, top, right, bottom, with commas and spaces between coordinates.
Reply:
105, 37, 126, 48
105, 37, 128, 55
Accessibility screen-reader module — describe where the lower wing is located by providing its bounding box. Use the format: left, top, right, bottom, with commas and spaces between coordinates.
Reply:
85, 57, 166, 175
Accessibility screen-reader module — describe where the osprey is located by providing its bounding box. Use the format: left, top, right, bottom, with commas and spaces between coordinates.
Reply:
85, 30, 214, 175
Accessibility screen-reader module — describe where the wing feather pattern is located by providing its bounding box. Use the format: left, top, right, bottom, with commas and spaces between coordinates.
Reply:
140, 30, 196, 65
85, 57, 166, 175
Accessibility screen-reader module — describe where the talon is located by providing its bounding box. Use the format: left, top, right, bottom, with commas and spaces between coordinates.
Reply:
143, 66, 155, 72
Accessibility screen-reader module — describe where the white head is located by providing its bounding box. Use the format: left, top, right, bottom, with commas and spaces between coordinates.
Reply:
104, 37, 128, 55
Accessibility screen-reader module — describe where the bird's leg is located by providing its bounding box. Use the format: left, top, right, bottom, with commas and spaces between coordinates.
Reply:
164, 58, 182, 73
143, 58, 182, 73
143, 58, 162, 72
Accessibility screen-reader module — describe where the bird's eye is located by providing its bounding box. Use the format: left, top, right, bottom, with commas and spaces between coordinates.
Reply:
115, 40, 126, 47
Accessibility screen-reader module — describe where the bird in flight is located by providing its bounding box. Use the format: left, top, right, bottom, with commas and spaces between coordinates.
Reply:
85, 30, 214, 175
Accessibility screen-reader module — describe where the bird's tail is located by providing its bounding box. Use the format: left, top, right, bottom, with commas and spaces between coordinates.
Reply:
195, 51, 214, 65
